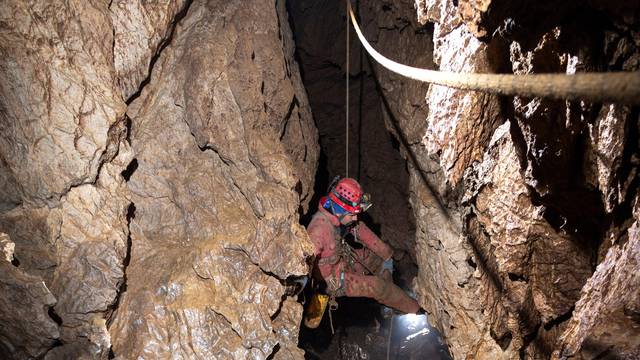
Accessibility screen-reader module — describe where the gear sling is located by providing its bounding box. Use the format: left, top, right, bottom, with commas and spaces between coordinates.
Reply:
303, 220, 378, 333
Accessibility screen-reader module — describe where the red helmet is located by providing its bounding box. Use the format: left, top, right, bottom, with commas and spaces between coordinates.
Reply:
328, 177, 372, 214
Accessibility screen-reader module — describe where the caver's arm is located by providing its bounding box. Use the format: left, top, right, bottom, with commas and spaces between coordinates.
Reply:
355, 222, 393, 261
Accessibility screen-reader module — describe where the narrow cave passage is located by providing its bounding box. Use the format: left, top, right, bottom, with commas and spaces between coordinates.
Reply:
2, 0, 639, 358
287, 1, 451, 358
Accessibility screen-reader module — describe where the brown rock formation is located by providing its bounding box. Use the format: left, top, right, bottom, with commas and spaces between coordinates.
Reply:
109, 1, 318, 357
558, 199, 640, 359
1, 0, 317, 358
409, 0, 640, 358
1, 0, 638, 358
0, 233, 59, 359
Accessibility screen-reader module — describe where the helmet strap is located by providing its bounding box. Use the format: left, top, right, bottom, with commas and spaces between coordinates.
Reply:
329, 201, 351, 223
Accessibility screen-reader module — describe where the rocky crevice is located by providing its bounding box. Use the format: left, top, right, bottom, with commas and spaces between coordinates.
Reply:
1, 0, 639, 359
122, 0, 194, 106
408, 0, 640, 358
287, 0, 424, 287
105, 202, 134, 331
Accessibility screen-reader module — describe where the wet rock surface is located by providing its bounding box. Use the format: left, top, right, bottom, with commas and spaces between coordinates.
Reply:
109, 0, 318, 358
110, 0, 187, 100
558, 199, 640, 359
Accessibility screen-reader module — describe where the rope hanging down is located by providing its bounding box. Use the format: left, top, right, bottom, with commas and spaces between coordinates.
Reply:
346, 2, 640, 104
346, 0, 350, 178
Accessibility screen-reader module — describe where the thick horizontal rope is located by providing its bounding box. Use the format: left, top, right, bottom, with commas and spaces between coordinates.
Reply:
347, 2, 640, 104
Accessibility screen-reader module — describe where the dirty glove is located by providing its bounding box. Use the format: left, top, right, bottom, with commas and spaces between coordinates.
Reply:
285, 276, 308, 296
381, 258, 393, 275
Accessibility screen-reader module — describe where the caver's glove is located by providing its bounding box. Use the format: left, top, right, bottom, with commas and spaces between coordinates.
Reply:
381, 258, 394, 275
285, 276, 308, 296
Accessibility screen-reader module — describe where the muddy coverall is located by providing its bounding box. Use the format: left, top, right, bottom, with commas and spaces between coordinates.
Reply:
307, 204, 420, 314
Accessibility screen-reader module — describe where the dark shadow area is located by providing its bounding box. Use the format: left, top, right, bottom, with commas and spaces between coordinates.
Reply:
365, 55, 457, 230
300, 150, 330, 226
299, 295, 451, 360
287, 1, 451, 358
48, 306, 63, 326
121, 158, 138, 182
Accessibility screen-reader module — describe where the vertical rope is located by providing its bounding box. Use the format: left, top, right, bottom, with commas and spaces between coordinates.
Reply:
387, 315, 394, 360
356, 0, 363, 181
345, 0, 350, 178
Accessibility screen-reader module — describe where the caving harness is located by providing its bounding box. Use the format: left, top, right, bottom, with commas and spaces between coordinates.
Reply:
304, 177, 378, 333
305, 212, 382, 333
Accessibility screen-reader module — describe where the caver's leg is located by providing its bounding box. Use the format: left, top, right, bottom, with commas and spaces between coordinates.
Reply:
343, 271, 420, 314
350, 247, 383, 275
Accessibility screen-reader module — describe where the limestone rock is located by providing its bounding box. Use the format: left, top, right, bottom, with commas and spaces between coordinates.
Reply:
584, 104, 632, 213
558, 198, 640, 359
0, 206, 59, 285
419, 0, 502, 186
108, 0, 318, 358
456, 0, 493, 38
0, 233, 60, 359
0, 232, 15, 262
467, 122, 592, 355
410, 0, 640, 358
0, 0, 126, 206
0, 0, 176, 356
271, 298, 307, 360
0, 139, 132, 358
2, 0, 318, 357
110, 0, 188, 100
48, 153, 132, 329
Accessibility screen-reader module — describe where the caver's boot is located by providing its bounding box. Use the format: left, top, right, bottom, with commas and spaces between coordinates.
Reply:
376, 279, 421, 314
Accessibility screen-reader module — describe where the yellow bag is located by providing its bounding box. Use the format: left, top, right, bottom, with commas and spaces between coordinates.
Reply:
303, 292, 329, 329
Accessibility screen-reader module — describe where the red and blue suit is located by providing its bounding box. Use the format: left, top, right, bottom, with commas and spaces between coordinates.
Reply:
306, 202, 420, 314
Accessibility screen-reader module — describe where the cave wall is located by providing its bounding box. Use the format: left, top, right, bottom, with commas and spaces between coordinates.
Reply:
2, 0, 639, 359
408, 0, 640, 358
0, 0, 318, 358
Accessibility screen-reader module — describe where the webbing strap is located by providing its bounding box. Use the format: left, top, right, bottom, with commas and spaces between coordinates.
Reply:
347, 1, 640, 104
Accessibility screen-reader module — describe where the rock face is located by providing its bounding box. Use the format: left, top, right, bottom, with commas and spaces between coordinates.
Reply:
0, 233, 59, 359
407, 0, 640, 358
109, 0, 318, 358
559, 199, 640, 359
0, 0, 317, 358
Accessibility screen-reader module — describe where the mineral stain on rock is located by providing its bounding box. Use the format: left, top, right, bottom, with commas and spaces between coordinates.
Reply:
1, 0, 639, 359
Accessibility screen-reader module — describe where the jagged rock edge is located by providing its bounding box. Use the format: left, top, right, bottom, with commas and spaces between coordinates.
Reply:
101, 2, 194, 356
124, 0, 195, 106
